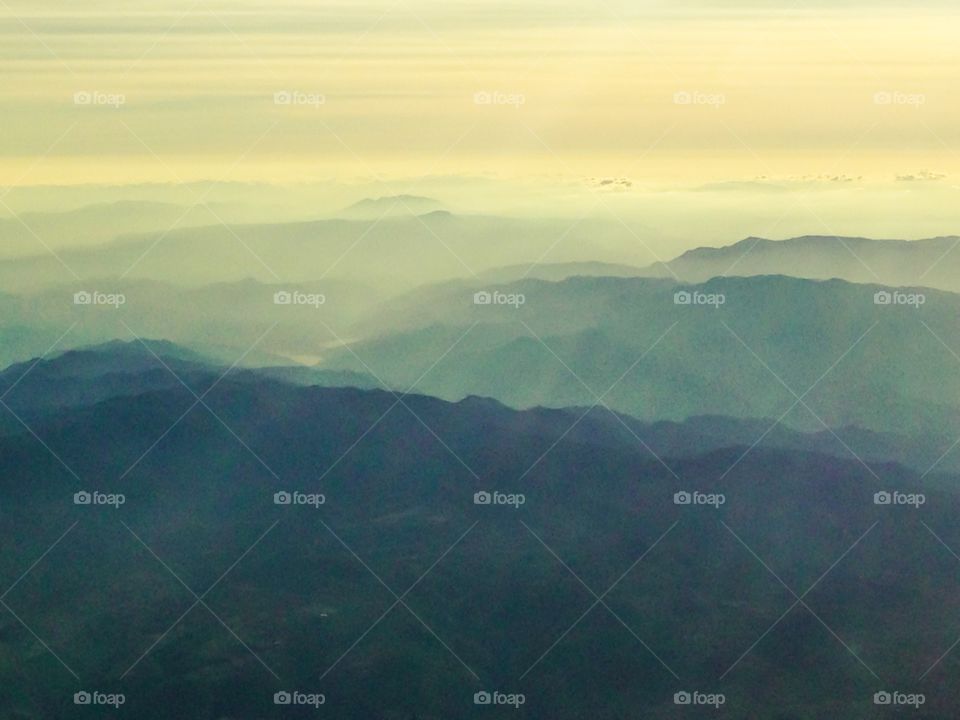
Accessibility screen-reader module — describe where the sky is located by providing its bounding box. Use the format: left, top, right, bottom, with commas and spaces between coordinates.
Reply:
0, 0, 958, 242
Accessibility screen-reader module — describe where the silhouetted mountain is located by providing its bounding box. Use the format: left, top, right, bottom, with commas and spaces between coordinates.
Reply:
643, 234, 960, 293
0, 340, 380, 434
0, 374, 958, 718
0, 339, 214, 430
0, 340, 946, 472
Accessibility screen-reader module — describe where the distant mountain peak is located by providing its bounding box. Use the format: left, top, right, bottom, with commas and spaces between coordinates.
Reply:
339, 194, 447, 219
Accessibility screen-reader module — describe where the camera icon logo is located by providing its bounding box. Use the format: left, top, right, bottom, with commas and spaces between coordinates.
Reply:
673, 91, 692, 105
673, 290, 691, 305
674, 691, 692, 705
274, 91, 292, 105
274, 691, 292, 705
274, 291, 292, 305
474, 691, 492, 705
473, 291, 492, 305
874, 491, 892, 505
873, 691, 892, 705
74, 691, 92, 704
274, 491, 292, 505
474, 491, 492, 505
874, 290, 892, 305
474, 91, 492, 105
74, 491, 92, 505
73, 291, 92, 305
673, 491, 692, 505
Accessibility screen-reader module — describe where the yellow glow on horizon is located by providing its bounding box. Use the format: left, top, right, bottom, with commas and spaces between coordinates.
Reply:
0, 2, 958, 190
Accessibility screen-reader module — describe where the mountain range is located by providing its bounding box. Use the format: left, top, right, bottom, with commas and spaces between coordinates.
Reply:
321, 275, 960, 471
646, 234, 960, 293
0, 211, 649, 295
1, 344, 958, 718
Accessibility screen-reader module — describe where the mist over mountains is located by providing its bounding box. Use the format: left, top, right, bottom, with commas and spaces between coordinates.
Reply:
3, 202, 960, 717
0, 202, 226, 258
322, 275, 960, 456
3, 217, 959, 472
3, 208, 959, 370
0, 277, 386, 369
0, 208, 651, 294
4, 197, 959, 295
5, 0, 959, 713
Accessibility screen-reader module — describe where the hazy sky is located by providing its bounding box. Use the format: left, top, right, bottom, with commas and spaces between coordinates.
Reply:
1, 0, 957, 189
